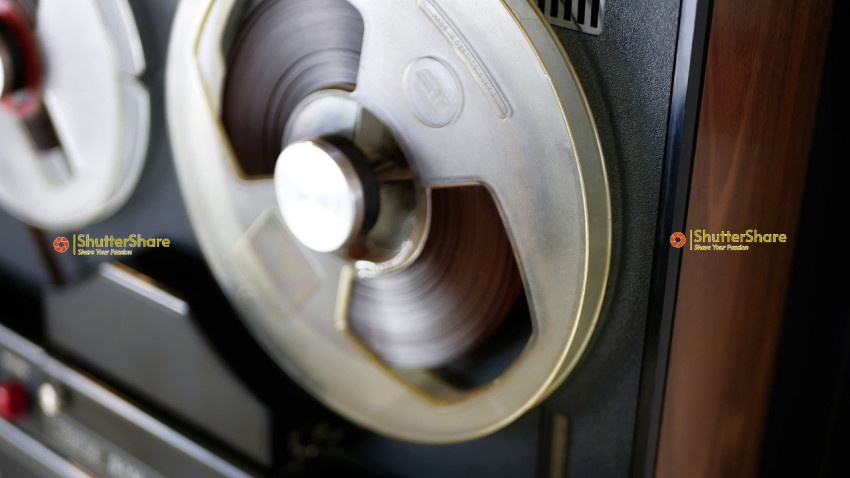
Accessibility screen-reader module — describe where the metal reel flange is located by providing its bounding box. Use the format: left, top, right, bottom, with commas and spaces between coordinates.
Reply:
167, 0, 611, 443
0, 0, 149, 230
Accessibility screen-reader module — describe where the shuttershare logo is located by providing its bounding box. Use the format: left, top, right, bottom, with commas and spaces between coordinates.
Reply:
52, 234, 171, 256
670, 232, 686, 248
670, 229, 789, 251
53, 237, 69, 253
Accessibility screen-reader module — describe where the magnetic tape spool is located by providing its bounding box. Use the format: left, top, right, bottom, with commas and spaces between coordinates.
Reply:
167, 0, 611, 442
219, 0, 525, 369
0, 0, 149, 230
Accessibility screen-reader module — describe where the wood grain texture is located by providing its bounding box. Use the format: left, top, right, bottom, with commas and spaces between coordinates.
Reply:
655, 1, 834, 477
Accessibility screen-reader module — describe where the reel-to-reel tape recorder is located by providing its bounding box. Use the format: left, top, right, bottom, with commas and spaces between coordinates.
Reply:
0, 0, 709, 476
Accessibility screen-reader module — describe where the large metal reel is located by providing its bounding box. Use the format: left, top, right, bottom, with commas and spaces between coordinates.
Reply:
167, 0, 610, 442
0, 0, 148, 230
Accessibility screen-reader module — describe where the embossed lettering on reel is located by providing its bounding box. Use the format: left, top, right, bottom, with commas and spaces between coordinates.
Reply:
166, 0, 611, 442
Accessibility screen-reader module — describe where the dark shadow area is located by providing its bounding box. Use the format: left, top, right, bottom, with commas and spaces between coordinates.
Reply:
760, 3, 850, 476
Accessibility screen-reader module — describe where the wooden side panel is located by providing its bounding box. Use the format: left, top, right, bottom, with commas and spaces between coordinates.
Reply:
655, 0, 834, 476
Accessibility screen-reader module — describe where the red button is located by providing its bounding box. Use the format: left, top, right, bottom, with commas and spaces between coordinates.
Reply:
0, 380, 28, 421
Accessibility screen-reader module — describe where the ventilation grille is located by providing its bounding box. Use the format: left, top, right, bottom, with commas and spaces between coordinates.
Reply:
537, 0, 605, 36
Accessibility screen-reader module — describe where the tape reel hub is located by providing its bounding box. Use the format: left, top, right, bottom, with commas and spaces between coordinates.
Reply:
275, 137, 378, 254
0, 0, 42, 110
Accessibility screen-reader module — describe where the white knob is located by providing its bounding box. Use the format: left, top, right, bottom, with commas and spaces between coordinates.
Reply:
0, 34, 15, 97
0, 58, 5, 96
274, 139, 369, 253
38, 382, 64, 417
0, 38, 8, 96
